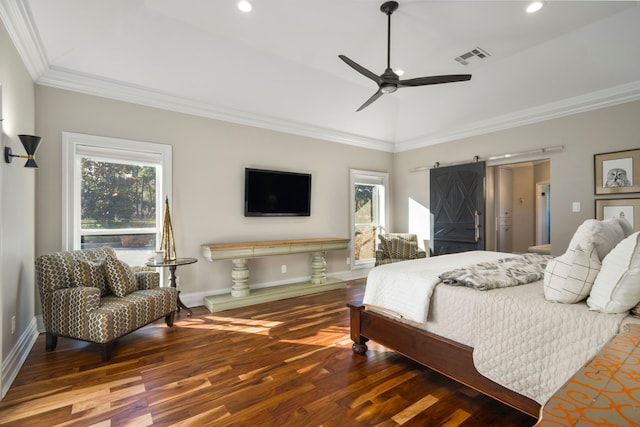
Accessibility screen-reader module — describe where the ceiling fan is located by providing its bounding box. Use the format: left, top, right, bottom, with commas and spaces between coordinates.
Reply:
339, 1, 472, 112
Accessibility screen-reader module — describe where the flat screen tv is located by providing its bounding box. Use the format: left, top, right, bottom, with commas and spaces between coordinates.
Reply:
244, 168, 312, 217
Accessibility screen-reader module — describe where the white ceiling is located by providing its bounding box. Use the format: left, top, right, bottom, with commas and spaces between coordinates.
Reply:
2, 0, 640, 152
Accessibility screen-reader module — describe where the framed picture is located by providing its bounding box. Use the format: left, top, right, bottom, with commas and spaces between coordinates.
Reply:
594, 149, 640, 194
595, 198, 640, 231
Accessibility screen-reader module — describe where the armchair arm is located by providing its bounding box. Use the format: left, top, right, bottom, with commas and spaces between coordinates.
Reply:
41, 287, 100, 341
416, 249, 427, 259
135, 271, 160, 290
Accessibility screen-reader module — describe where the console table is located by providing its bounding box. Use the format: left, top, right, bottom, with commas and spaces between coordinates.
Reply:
201, 238, 350, 302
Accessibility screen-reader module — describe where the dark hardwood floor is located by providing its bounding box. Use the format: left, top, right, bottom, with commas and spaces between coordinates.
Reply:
0, 279, 536, 426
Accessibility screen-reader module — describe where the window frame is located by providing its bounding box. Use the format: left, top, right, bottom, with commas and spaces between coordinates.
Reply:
62, 132, 172, 252
349, 169, 389, 269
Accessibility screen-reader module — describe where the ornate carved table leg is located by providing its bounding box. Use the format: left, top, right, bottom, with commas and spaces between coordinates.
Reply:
231, 258, 250, 297
169, 264, 192, 316
310, 251, 327, 284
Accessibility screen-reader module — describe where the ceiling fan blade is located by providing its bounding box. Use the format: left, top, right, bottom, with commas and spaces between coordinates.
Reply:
356, 90, 383, 112
398, 74, 472, 88
339, 55, 382, 85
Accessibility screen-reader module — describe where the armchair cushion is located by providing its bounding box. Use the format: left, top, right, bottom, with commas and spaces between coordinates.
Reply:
38, 246, 116, 293
71, 258, 109, 296
103, 255, 137, 297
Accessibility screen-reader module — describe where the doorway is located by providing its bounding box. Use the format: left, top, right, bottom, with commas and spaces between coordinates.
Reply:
536, 182, 551, 245
488, 159, 550, 253
350, 169, 389, 269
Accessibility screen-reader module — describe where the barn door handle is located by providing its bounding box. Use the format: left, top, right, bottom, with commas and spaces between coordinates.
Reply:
474, 210, 480, 242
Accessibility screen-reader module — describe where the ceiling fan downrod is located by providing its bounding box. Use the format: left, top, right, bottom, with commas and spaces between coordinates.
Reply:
380, 1, 399, 94
381, 1, 398, 71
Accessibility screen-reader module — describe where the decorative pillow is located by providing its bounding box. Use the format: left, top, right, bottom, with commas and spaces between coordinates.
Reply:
379, 234, 419, 260
71, 259, 109, 296
103, 255, 138, 297
543, 244, 601, 303
616, 216, 634, 238
378, 234, 392, 258
587, 232, 640, 313
567, 218, 626, 261
390, 237, 417, 259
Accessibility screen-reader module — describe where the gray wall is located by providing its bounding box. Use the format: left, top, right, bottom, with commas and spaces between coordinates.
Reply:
34, 85, 393, 302
392, 100, 640, 256
0, 19, 37, 396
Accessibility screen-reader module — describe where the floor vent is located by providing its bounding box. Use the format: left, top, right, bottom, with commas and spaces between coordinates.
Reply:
454, 47, 490, 66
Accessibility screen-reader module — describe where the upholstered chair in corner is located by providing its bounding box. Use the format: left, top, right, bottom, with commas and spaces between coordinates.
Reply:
375, 233, 427, 266
36, 246, 178, 361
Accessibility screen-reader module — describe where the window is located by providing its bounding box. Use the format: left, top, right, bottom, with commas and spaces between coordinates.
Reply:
62, 132, 171, 267
350, 169, 388, 269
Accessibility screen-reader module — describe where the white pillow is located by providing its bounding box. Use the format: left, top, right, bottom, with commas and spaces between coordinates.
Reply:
632, 302, 640, 318
567, 218, 626, 261
587, 232, 640, 313
615, 216, 634, 238
544, 244, 601, 303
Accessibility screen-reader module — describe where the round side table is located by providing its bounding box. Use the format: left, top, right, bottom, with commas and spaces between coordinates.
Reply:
146, 257, 197, 317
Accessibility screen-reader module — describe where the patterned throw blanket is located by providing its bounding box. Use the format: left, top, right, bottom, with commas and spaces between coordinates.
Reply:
439, 253, 552, 290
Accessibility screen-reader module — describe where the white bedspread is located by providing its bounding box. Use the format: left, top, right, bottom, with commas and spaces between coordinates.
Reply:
363, 251, 511, 323
362, 251, 640, 404
472, 282, 631, 404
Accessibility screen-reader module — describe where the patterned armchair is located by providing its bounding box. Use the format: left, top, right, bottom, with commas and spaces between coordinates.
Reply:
36, 247, 178, 361
375, 233, 427, 266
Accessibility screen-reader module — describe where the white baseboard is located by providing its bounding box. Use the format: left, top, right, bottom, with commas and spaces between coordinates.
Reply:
1, 317, 39, 399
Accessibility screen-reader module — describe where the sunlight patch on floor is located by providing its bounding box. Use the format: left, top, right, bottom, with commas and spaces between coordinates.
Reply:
392, 394, 439, 425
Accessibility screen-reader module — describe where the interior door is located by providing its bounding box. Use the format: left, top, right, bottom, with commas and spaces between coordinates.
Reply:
430, 161, 485, 255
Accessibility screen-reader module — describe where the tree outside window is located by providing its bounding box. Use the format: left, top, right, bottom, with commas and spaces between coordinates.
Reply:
80, 159, 158, 264
354, 184, 380, 262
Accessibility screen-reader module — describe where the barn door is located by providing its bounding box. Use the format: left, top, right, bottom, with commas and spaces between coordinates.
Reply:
430, 161, 485, 255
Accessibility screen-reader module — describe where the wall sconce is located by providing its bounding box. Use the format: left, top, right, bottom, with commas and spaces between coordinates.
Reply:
4, 134, 42, 168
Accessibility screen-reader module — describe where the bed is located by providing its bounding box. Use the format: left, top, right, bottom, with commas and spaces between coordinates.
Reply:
349, 222, 640, 418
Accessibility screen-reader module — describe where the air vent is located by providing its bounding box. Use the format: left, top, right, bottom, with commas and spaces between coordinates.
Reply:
454, 47, 490, 66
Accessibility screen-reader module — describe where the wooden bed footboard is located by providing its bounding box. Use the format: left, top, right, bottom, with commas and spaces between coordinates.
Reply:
348, 303, 540, 418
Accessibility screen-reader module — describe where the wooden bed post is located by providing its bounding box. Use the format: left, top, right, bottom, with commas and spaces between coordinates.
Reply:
347, 303, 368, 354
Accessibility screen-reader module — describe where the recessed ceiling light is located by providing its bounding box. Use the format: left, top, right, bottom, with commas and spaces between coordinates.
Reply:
396, 69, 405, 76
237, 0, 252, 13
526, 1, 544, 14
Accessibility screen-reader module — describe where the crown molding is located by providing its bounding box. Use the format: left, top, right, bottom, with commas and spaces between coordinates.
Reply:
394, 80, 640, 153
36, 66, 640, 155
0, 0, 48, 80
38, 67, 396, 153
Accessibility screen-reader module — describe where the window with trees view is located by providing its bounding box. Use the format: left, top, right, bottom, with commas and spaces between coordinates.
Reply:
350, 169, 388, 268
62, 133, 172, 267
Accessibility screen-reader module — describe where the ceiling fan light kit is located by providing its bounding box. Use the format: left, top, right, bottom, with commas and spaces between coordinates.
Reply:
339, 1, 472, 111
